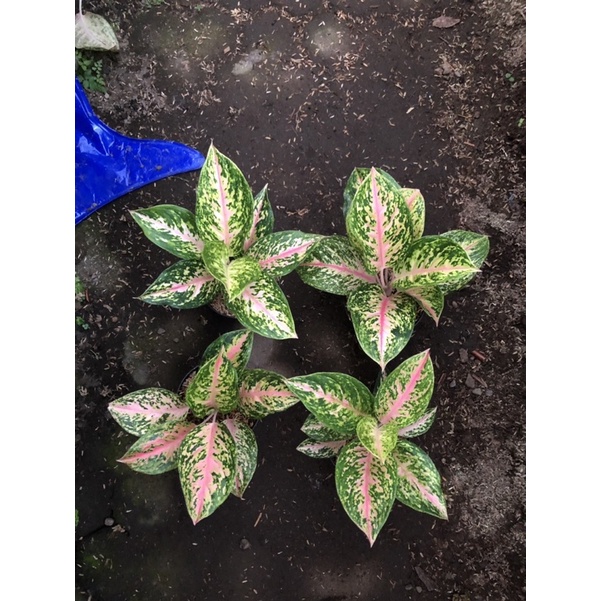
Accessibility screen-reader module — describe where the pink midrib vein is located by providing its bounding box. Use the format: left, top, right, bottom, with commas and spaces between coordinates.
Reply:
303, 260, 376, 283
121, 425, 193, 462
194, 422, 219, 519
371, 169, 388, 273
380, 351, 429, 425
214, 152, 232, 245
259, 241, 314, 267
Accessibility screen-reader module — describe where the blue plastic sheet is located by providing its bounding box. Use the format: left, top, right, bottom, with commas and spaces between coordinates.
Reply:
75, 79, 204, 224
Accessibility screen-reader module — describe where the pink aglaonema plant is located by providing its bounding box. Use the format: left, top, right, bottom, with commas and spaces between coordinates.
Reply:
108, 329, 298, 523
287, 349, 447, 546
297, 167, 489, 370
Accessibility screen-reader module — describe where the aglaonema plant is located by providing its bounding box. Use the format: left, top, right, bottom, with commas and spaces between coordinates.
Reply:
108, 329, 299, 524
130, 143, 320, 339
297, 167, 489, 369
286, 349, 447, 546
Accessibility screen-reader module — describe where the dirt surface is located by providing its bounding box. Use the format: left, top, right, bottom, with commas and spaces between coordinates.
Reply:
75, 1, 525, 600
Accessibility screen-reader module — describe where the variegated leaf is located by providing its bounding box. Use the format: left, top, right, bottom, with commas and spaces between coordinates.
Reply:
223, 418, 258, 498
301, 413, 349, 442
297, 439, 346, 459
202, 240, 230, 285
185, 350, 239, 418
356, 416, 397, 462
117, 420, 196, 475
373, 350, 434, 430
297, 235, 377, 295
393, 439, 448, 519
403, 286, 444, 325
238, 369, 298, 419
399, 187, 425, 241
244, 185, 274, 250
286, 373, 372, 437
130, 205, 204, 259
347, 284, 418, 370
201, 329, 254, 373
178, 421, 236, 524
438, 230, 490, 294
391, 236, 478, 291
226, 275, 297, 340
108, 388, 189, 436
335, 443, 398, 546
345, 167, 414, 276
195, 144, 252, 256
225, 256, 262, 299
138, 260, 219, 309
343, 167, 370, 217
247, 231, 322, 278
398, 407, 437, 439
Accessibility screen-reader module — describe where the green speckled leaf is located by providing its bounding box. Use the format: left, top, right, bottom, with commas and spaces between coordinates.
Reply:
398, 187, 425, 241
403, 286, 444, 324
202, 240, 230, 284
138, 260, 219, 309
356, 416, 397, 462
297, 439, 346, 459
392, 236, 477, 290
178, 422, 236, 524
238, 369, 298, 419
223, 418, 258, 498
118, 420, 196, 475
398, 407, 437, 439
226, 275, 297, 340
286, 373, 372, 437
247, 231, 322, 277
201, 329, 254, 373
438, 230, 490, 293
108, 388, 189, 436
244, 185, 274, 250
195, 144, 252, 255
226, 256, 262, 298
373, 350, 434, 430
185, 350, 239, 418
393, 439, 447, 519
335, 443, 398, 545
346, 168, 413, 276
297, 235, 377, 295
130, 205, 204, 259
343, 167, 370, 217
301, 413, 350, 442
347, 284, 418, 369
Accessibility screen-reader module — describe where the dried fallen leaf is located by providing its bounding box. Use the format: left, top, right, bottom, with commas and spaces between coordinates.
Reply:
432, 16, 461, 29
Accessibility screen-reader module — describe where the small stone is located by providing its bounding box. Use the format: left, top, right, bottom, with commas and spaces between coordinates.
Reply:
240, 538, 251, 550
157, 328, 165, 334
449, 380, 456, 388
459, 349, 469, 363
472, 387, 482, 395
405, 584, 413, 590
465, 374, 476, 388
486, 389, 493, 397
104, 517, 115, 527
416, 586, 423, 593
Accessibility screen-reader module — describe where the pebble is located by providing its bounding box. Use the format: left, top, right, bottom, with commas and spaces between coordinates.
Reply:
416, 586, 423, 593
486, 389, 493, 397
449, 379, 456, 388
465, 374, 476, 388
104, 517, 115, 527
405, 584, 413, 590
459, 349, 469, 363
472, 387, 482, 395
240, 538, 251, 550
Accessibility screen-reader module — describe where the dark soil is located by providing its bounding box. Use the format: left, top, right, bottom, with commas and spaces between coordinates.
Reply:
75, 1, 525, 600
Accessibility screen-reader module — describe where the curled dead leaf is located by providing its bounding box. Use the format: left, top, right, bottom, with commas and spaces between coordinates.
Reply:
432, 16, 461, 29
